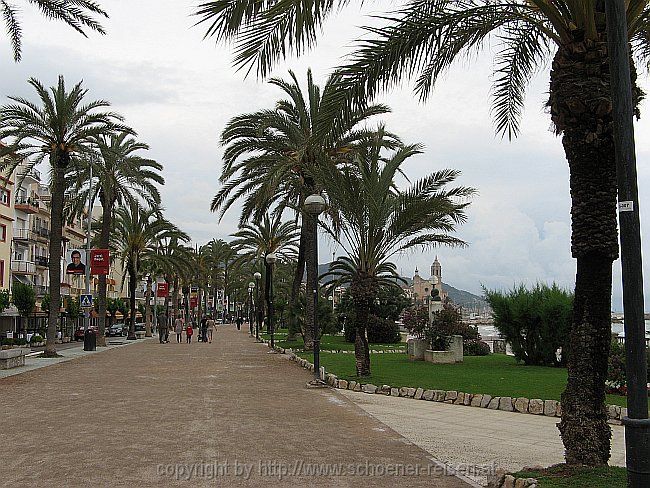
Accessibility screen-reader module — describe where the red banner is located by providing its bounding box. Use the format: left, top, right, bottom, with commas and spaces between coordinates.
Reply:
90, 249, 110, 275
190, 296, 198, 308
156, 282, 169, 298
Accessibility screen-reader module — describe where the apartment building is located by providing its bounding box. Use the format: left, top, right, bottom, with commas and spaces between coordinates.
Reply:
0, 168, 14, 291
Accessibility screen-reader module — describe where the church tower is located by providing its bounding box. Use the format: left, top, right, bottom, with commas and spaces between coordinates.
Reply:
431, 256, 441, 284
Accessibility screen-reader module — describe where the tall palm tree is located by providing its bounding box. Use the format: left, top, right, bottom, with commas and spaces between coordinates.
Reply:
196, 0, 650, 465
66, 132, 164, 345
2, 1, 107, 62
214, 69, 389, 347
231, 213, 299, 333
0, 76, 125, 356
111, 201, 189, 340
156, 235, 194, 324
322, 129, 474, 376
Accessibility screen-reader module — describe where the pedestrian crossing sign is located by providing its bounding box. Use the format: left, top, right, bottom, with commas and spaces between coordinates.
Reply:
80, 294, 93, 308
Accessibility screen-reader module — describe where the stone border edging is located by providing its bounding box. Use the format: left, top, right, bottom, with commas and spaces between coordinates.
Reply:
268, 343, 626, 425
487, 469, 538, 488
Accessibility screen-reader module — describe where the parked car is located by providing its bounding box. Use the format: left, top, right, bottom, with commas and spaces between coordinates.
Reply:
74, 327, 99, 341
106, 324, 126, 337
134, 322, 146, 332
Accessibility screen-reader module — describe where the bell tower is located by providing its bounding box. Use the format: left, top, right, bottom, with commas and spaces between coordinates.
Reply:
431, 256, 441, 284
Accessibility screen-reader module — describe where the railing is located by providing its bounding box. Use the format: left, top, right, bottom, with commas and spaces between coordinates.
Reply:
17, 166, 41, 182
35, 256, 49, 267
13, 228, 35, 241
34, 227, 50, 238
34, 285, 49, 296
11, 260, 35, 274
616, 335, 650, 348
15, 196, 39, 207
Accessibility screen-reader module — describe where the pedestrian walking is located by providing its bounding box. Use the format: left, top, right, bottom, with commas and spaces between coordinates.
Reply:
158, 311, 169, 343
174, 316, 183, 343
201, 316, 208, 343
206, 316, 215, 343
236, 316, 242, 331
186, 323, 193, 343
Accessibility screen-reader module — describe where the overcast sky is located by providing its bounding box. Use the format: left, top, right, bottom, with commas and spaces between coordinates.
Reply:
2, 0, 650, 310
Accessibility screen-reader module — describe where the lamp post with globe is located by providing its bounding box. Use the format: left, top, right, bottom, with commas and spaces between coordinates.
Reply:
265, 252, 278, 349
304, 193, 327, 383
248, 282, 255, 336
254, 271, 262, 341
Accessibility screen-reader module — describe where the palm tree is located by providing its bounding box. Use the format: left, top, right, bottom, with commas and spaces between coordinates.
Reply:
231, 213, 299, 333
2, 1, 108, 61
111, 201, 189, 340
66, 132, 164, 344
322, 129, 474, 376
156, 236, 194, 325
196, 0, 650, 465
213, 69, 389, 347
0, 76, 125, 356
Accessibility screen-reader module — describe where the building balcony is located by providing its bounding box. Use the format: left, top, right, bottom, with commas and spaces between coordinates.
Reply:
34, 285, 49, 296
17, 166, 41, 183
35, 256, 49, 268
34, 226, 50, 238
13, 227, 36, 242
11, 260, 36, 275
38, 185, 51, 202
15, 196, 39, 214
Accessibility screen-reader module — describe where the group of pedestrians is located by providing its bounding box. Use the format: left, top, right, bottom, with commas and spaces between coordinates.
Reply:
158, 313, 217, 344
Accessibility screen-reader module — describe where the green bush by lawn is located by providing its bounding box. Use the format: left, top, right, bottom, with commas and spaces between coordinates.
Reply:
514, 465, 626, 487
297, 351, 631, 408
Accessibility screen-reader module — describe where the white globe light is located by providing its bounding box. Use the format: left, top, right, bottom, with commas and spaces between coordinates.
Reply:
266, 252, 278, 264
304, 194, 327, 215
254, 272, 262, 280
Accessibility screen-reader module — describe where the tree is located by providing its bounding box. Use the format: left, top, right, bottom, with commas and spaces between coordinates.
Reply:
213, 69, 389, 347
67, 131, 164, 344
12, 282, 35, 337
1, 1, 107, 62
0, 76, 125, 357
196, 1, 650, 465
230, 213, 299, 333
111, 201, 189, 340
323, 129, 474, 375
0, 289, 11, 314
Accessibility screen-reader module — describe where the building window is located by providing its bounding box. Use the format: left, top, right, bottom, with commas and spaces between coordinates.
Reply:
0, 188, 9, 206
0, 224, 5, 242
0, 260, 4, 287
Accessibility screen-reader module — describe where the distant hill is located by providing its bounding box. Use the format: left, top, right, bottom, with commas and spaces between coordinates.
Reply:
317, 263, 488, 310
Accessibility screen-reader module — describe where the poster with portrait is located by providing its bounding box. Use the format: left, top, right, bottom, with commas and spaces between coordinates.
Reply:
66, 249, 87, 275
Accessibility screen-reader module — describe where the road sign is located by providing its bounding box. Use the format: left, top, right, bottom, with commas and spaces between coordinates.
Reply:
80, 294, 93, 308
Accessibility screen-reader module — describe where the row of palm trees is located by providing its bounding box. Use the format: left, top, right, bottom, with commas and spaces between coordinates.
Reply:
0, 75, 192, 348
195, 0, 650, 467
212, 71, 473, 376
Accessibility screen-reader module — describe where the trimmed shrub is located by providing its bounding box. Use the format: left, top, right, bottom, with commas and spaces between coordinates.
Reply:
607, 339, 650, 393
30, 335, 44, 343
1, 338, 14, 347
485, 283, 572, 366
464, 339, 491, 356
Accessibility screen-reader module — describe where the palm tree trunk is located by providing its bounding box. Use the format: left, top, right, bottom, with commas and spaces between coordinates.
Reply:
127, 265, 137, 340
548, 35, 641, 466
302, 213, 316, 350
96, 194, 111, 347
44, 163, 64, 357
145, 275, 152, 337
288, 219, 307, 341
350, 274, 373, 376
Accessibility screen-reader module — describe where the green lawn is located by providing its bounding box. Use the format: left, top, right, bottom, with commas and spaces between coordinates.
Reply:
261, 332, 405, 352
514, 465, 626, 487
297, 351, 630, 408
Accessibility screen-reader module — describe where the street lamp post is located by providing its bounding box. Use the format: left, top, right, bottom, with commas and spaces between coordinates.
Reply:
304, 193, 327, 384
266, 252, 278, 350
248, 282, 255, 336
605, 2, 650, 485
254, 271, 262, 341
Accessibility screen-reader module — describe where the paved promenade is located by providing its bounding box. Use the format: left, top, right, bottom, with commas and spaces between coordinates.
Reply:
0, 325, 469, 487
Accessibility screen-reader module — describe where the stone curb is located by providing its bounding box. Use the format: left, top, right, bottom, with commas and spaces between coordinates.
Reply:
267, 342, 626, 424
487, 467, 539, 488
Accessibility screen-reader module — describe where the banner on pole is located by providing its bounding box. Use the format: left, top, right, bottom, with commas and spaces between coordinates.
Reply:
90, 249, 110, 275
156, 282, 169, 298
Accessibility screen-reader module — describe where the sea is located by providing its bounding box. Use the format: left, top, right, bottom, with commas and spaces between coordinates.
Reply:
478, 321, 650, 341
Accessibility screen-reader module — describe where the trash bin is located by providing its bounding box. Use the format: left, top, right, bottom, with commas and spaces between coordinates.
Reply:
83, 329, 96, 351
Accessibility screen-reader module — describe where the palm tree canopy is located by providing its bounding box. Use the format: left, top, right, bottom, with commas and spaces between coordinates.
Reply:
111, 201, 190, 280
231, 212, 300, 263
65, 131, 164, 220
196, 1, 650, 138
0, 76, 128, 176
321, 128, 475, 287
212, 69, 390, 224
2, 0, 107, 61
